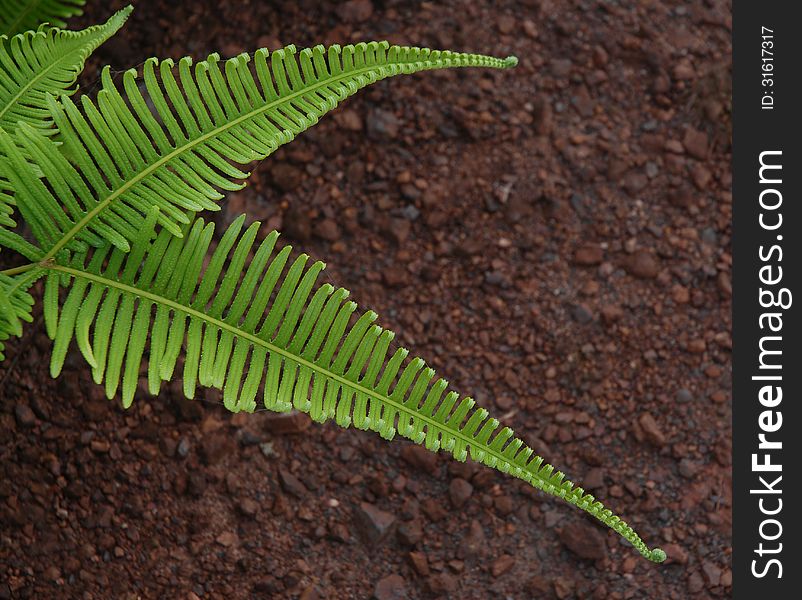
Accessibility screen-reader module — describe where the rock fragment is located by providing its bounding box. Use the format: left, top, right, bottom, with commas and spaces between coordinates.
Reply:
399, 445, 438, 474
315, 218, 341, 242
491, 554, 515, 577
199, 431, 236, 465
354, 502, 397, 546
682, 127, 709, 160
408, 551, 430, 576
278, 467, 308, 497
263, 411, 310, 435
14, 405, 35, 428
373, 574, 407, 600
448, 478, 473, 508
639, 413, 667, 447
625, 251, 660, 279
397, 519, 423, 546
366, 109, 400, 140
559, 521, 608, 560
427, 573, 457, 595
573, 244, 603, 265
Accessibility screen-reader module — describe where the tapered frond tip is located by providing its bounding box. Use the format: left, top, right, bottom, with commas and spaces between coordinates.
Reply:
90, 5, 133, 32
504, 56, 518, 68
0, 3, 133, 138
119, 5, 134, 19
44, 215, 663, 562
8, 37, 517, 256
104, 5, 134, 32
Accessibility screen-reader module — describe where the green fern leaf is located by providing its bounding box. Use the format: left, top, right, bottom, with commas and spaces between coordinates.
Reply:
0, 6, 131, 133
0, 183, 14, 228
0, 269, 38, 360
0, 0, 86, 37
4, 42, 515, 261
0, 6, 131, 227
42, 211, 665, 564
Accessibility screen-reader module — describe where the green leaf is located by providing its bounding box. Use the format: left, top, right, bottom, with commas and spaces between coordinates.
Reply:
0, 6, 132, 227
0, 268, 39, 360
42, 213, 665, 564
1, 0, 86, 37
8, 42, 516, 260
0, 6, 132, 133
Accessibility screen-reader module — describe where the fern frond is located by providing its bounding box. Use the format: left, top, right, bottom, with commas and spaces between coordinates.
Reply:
0, 269, 39, 360
42, 212, 665, 564
0, 0, 86, 37
0, 6, 131, 133
7, 42, 515, 260
0, 7, 131, 226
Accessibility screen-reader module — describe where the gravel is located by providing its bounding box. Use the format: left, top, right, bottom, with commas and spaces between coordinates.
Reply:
0, 0, 732, 597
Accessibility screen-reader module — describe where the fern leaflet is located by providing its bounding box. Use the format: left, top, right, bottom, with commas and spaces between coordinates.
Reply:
40, 210, 665, 564
0, 0, 86, 37
2, 42, 515, 261
0, 6, 131, 133
0, 6, 131, 226
0, 269, 38, 359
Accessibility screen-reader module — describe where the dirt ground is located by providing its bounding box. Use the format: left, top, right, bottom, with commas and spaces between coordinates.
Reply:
0, 0, 732, 598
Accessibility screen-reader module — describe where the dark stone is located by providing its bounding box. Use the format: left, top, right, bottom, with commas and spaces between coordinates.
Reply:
366, 109, 400, 140
262, 411, 310, 435
427, 573, 457, 595
270, 163, 303, 193
353, 502, 397, 546
14, 405, 35, 428
559, 521, 608, 560
625, 251, 660, 279
187, 472, 208, 497
448, 478, 473, 508
373, 574, 407, 600
278, 467, 308, 497
397, 519, 423, 546
399, 445, 438, 474
315, 218, 341, 242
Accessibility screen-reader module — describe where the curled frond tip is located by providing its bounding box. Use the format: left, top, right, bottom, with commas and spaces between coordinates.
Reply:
650, 548, 667, 563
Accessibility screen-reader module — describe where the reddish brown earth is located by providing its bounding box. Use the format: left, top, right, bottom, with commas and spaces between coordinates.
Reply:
0, 1, 732, 598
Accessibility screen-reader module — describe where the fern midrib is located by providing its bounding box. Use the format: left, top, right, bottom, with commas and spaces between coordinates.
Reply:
49, 261, 539, 482
38, 55, 484, 263
0, 30, 95, 124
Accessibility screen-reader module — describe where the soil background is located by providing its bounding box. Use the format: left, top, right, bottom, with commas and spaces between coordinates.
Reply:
0, 1, 733, 598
